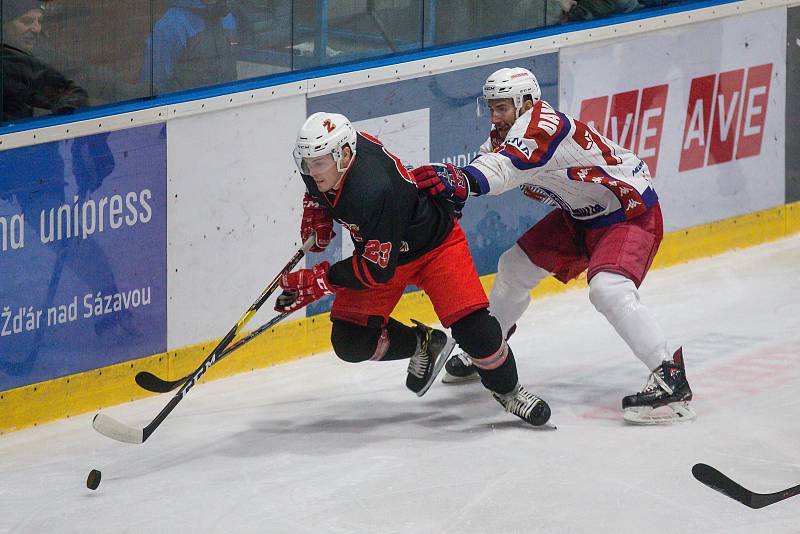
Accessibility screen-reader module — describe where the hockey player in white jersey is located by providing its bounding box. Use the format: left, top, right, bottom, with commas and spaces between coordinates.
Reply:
411, 67, 695, 424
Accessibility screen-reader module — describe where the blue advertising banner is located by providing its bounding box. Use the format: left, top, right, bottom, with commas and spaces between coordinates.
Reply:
0, 124, 167, 390
305, 54, 558, 315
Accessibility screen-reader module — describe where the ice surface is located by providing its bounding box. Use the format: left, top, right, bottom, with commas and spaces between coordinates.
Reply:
2, 236, 799, 533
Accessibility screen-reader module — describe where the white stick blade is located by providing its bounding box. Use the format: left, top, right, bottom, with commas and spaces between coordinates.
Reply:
92, 413, 144, 444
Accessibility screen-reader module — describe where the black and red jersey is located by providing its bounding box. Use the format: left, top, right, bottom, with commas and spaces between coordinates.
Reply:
301, 132, 454, 290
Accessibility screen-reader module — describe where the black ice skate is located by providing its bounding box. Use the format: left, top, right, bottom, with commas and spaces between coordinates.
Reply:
622, 347, 696, 424
441, 351, 480, 384
406, 319, 456, 397
492, 383, 551, 426
442, 324, 516, 384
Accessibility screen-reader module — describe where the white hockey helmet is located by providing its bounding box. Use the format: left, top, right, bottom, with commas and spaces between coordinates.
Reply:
479, 67, 541, 117
294, 112, 357, 174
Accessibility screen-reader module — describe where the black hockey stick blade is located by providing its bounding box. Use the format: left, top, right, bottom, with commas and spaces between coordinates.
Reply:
134, 370, 184, 394
94, 238, 314, 444
692, 463, 754, 507
134, 235, 315, 393
692, 463, 800, 509
135, 312, 289, 393
95, 313, 288, 444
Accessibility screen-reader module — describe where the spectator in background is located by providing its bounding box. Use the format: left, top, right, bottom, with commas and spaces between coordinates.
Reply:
1, 0, 87, 122
3, 0, 42, 50
142, 0, 238, 95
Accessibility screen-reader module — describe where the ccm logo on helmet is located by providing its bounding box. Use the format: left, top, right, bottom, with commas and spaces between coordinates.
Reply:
322, 119, 336, 133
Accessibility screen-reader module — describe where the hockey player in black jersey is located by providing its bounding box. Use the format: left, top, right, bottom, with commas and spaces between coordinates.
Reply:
274, 111, 551, 426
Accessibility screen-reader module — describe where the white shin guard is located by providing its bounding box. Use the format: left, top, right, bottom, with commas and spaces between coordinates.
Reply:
489, 244, 550, 335
588, 271, 670, 371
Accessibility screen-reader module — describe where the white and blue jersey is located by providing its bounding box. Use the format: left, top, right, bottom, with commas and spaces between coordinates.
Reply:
466, 99, 658, 228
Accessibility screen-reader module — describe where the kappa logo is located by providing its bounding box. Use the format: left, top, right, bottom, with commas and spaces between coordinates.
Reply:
679, 63, 772, 171
578, 84, 668, 176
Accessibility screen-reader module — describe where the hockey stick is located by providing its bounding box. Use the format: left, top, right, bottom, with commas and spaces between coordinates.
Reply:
93, 236, 315, 444
134, 234, 315, 392
692, 463, 800, 509
136, 311, 289, 393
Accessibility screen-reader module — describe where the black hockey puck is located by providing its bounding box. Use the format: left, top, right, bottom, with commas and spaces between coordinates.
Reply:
86, 469, 101, 490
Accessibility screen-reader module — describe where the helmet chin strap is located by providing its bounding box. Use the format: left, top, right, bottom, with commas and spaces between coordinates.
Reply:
333, 144, 355, 174
513, 95, 538, 119
331, 153, 356, 189
513, 95, 525, 119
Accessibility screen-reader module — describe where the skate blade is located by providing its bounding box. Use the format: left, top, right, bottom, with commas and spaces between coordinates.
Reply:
483, 420, 558, 431
623, 401, 696, 425
441, 371, 481, 384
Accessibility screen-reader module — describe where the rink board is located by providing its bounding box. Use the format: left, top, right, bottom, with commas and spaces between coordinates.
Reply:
0, 0, 796, 432
2, 201, 798, 433
0, 125, 168, 392
559, 8, 786, 231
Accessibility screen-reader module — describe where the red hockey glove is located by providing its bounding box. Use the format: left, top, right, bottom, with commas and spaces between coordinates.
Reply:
274, 262, 336, 313
301, 193, 335, 252
410, 163, 470, 214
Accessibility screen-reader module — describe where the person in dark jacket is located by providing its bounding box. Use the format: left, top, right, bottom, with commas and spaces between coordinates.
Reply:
1, 0, 87, 123
141, 0, 238, 94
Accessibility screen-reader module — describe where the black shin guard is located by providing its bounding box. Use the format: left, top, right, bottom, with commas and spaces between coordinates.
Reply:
383, 318, 419, 360
330, 317, 418, 363
474, 347, 518, 394
450, 309, 519, 394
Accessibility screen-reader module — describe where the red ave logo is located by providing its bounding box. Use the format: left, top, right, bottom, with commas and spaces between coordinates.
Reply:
576, 62, 773, 176
679, 63, 772, 171
578, 85, 668, 176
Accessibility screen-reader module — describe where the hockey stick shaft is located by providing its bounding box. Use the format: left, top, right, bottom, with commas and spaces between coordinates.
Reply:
95, 236, 315, 443
138, 312, 289, 392
92, 311, 294, 444
135, 235, 315, 392
692, 463, 800, 509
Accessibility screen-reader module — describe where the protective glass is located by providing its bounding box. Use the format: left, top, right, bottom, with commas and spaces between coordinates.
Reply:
476, 96, 488, 117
